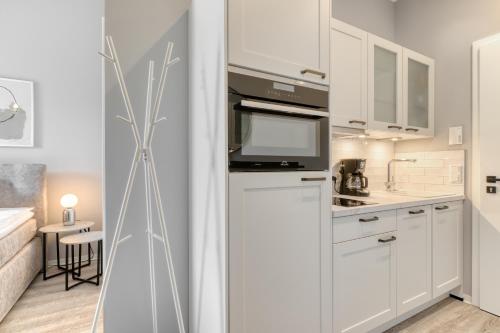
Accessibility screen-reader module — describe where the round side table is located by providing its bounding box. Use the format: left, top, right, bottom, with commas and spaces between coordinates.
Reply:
38, 221, 95, 280
60, 231, 103, 291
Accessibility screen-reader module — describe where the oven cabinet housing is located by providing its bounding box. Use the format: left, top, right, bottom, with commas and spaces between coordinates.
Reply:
229, 172, 332, 333
432, 201, 463, 298
228, 0, 330, 85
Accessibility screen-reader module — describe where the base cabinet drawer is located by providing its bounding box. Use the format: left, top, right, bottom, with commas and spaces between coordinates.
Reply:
333, 210, 397, 243
333, 232, 397, 333
396, 205, 432, 315
432, 201, 463, 297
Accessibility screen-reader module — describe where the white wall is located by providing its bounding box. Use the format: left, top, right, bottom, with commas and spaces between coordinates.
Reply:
1, 0, 103, 257
189, 0, 227, 331
332, 0, 396, 41
394, 0, 500, 297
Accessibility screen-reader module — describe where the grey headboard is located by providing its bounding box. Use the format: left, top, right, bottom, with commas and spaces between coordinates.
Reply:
0, 164, 48, 228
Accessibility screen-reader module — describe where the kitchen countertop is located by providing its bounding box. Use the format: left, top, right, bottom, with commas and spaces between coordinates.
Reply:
332, 191, 465, 218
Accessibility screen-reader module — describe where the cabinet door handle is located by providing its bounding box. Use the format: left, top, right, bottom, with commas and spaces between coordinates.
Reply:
378, 236, 397, 243
359, 216, 379, 223
388, 125, 403, 130
405, 128, 419, 132
349, 120, 367, 125
301, 177, 327, 182
409, 209, 425, 215
300, 69, 326, 79
435, 205, 449, 211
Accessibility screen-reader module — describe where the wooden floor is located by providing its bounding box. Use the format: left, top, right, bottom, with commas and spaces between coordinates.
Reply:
0, 264, 103, 333
386, 298, 500, 333
2, 273, 500, 333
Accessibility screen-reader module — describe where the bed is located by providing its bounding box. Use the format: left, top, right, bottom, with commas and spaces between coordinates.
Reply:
0, 164, 47, 322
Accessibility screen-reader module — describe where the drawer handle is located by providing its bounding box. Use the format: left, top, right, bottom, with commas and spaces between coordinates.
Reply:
378, 236, 397, 243
435, 205, 449, 211
349, 120, 366, 125
388, 125, 403, 130
405, 128, 419, 132
409, 209, 425, 215
300, 68, 326, 79
359, 216, 379, 223
301, 177, 327, 182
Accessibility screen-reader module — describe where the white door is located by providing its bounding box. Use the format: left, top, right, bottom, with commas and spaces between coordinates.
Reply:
474, 34, 500, 315
331, 19, 367, 129
396, 206, 432, 315
229, 172, 332, 333
367, 34, 403, 134
403, 48, 435, 137
228, 0, 330, 84
432, 201, 463, 298
333, 232, 397, 333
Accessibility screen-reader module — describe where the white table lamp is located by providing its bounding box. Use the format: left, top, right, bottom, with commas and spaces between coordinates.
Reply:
60, 194, 78, 226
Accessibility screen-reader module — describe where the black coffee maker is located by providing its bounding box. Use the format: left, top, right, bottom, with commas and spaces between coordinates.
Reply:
334, 159, 370, 197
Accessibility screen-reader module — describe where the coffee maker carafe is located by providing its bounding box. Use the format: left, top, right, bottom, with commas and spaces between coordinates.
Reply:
334, 159, 370, 197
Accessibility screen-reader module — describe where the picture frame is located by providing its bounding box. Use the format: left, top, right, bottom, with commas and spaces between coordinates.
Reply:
0, 78, 34, 147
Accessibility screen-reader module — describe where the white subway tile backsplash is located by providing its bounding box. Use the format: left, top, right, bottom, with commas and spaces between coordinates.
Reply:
395, 150, 465, 195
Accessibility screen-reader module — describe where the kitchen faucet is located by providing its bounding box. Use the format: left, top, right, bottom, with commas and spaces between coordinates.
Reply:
386, 158, 417, 191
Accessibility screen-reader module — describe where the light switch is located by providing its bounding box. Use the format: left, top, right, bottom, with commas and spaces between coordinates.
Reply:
449, 126, 463, 145
449, 164, 464, 185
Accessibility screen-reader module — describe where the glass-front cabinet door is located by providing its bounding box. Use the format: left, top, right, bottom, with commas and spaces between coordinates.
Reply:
403, 49, 435, 137
368, 34, 403, 133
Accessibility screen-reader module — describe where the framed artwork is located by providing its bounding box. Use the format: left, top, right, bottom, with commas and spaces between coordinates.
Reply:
0, 78, 34, 147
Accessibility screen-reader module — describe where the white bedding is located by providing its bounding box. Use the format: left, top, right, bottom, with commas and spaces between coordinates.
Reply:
0, 208, 35, 240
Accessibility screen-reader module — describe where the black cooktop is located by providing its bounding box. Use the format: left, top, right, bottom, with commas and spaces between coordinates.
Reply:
333, 197, 377, 207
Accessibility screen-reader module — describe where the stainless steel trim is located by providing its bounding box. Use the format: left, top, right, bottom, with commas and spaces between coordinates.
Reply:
241, 100, 329, 118
349, 120, 367, 125
301, 177, 327, 182
300, 68, 327, 79
378, 236, 397, 243
435, 205, 449, 211
228, 65, 329, 91
359, 216, 379, 223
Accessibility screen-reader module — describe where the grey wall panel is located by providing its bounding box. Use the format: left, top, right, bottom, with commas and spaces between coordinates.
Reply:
104, 10, 189, 332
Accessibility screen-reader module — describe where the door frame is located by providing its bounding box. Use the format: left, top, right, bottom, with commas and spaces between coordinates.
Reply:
471, 32, 500, 307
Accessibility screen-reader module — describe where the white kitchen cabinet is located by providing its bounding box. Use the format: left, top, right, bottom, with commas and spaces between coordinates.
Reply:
368, 34, 404, 134
403, 49, 435, 137
331, 19, 368, 129
432, 201, 463, 298
396, 206, 432, 316
228, 0, 330, 85
229, 172, 332, 333
333, 232, 397, 333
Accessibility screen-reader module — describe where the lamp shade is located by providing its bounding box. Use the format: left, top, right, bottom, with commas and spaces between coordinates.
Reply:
60, 194, 78, 208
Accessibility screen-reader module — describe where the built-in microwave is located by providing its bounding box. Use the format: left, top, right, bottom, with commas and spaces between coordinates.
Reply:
228, 67, 330, 171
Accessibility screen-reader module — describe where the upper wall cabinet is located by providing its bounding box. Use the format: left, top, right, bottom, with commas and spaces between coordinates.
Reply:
331, 19, 368, 129
330, 20, 435, 139
228, 0, 330, 85
403, 49, 435, 137
368, 34, 404, 134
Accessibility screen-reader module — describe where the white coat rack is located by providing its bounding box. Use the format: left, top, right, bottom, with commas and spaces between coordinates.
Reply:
91, 36, 185, 333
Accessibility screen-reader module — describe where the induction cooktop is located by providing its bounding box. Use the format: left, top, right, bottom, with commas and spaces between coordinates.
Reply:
333, 197, 377, 207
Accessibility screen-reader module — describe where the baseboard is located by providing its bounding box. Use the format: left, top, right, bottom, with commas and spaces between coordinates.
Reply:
462, 293, 473, 304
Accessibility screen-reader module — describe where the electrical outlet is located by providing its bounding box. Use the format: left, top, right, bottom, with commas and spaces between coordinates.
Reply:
449, 164, 464, 185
